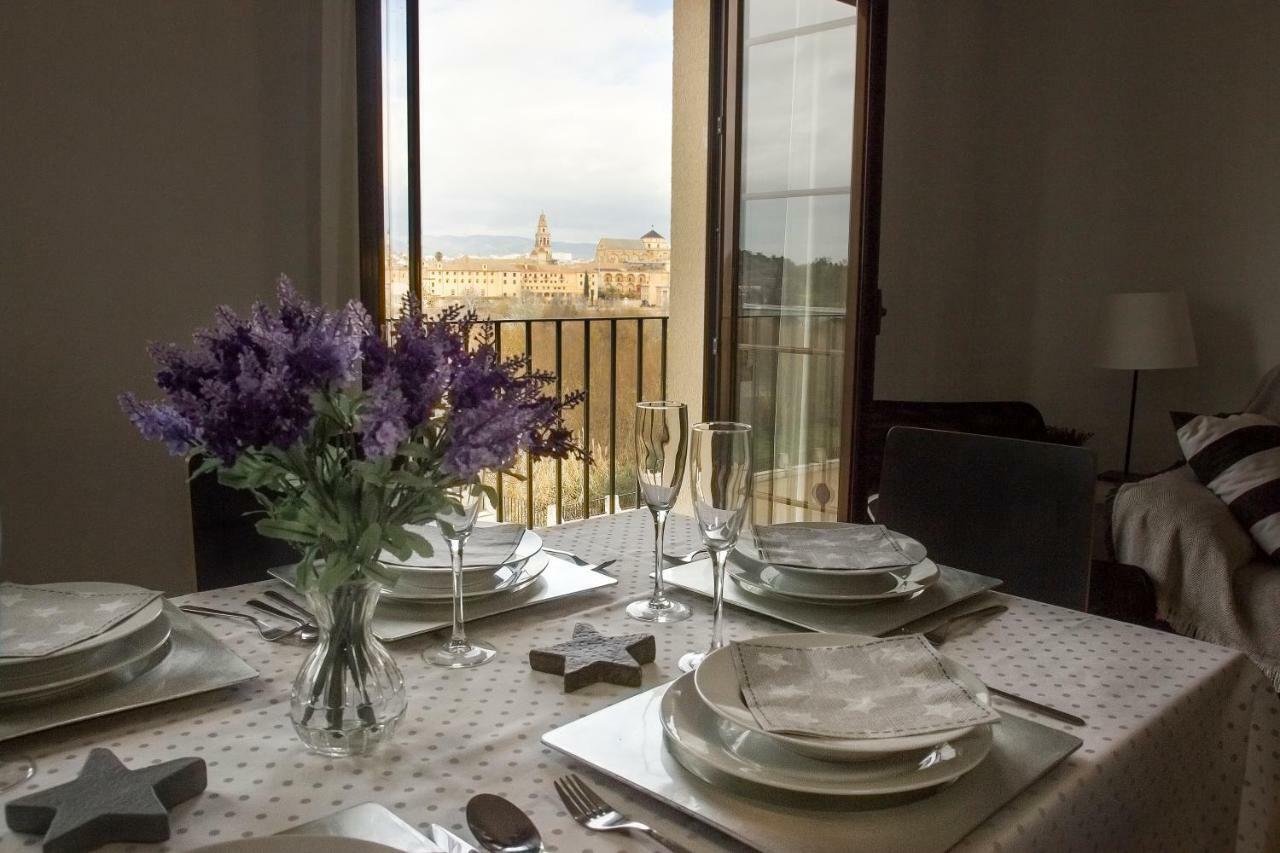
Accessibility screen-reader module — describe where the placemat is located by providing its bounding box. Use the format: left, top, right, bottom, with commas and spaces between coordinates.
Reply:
543, 680, 1082, 853
269, 556, 616, 642
661, 560, 1001, 636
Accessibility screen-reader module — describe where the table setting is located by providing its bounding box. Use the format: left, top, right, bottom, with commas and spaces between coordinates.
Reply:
2, 287, 1279, 853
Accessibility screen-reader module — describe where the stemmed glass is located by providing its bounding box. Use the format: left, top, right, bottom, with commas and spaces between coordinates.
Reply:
0, 511, 35, 793
424, 482, 497, 668
627, 401, 692, 623
679, 422, 752, 671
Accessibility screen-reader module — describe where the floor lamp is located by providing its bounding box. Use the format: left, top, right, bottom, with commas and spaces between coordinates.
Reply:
1096, 292, 1198, 480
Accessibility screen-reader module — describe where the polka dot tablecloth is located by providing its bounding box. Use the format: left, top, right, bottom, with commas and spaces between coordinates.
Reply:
2, 510, 1277, 852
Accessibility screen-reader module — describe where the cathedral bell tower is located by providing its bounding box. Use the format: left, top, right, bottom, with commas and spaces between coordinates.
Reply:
530, 212, 553, 262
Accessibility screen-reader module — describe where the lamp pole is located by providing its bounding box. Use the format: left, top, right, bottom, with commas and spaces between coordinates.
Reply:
1123, 369, 1139, 477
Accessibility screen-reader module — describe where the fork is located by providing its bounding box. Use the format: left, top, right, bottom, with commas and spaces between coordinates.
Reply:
179, 605, 302, 641
554, 773, 694, 853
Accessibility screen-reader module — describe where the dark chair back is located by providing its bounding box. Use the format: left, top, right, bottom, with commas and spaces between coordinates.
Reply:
877, 427, 1095, 610
189, 464, 295, 590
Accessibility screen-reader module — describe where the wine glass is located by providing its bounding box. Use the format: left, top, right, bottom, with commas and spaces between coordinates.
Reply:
627, 401, 692, 623
679, 421, 752, 671
0, 509, 35, 792
424, 482, 497, 668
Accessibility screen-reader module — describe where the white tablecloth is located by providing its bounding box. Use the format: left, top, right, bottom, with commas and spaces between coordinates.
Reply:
2, 510, 1277, 852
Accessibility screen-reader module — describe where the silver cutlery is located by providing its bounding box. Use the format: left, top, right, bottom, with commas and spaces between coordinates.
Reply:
247, 599, 319, 642
554, 773, 693, 853
264, 589, 320, 625
664, 548, 707, 565
466, 793, 544, 852
541, 548, 618, 575
178, 605, 302, 641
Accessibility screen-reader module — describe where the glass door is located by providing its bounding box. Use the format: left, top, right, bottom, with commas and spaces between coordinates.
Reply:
714, 0, 884, 523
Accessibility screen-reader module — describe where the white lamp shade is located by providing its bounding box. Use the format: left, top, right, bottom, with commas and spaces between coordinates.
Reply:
1096, 291, 1198, 370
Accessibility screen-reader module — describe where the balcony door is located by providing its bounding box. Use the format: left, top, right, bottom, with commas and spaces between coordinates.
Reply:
709, 0, 886, 523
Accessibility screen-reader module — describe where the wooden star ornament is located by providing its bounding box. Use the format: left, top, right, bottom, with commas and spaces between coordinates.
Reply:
529, 622, 656, 692
4, 748, 206, 853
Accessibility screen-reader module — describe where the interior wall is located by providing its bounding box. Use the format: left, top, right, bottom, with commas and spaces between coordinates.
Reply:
876, 0, 1280, 473
0, 0, 357, 592
668, 0, 711, 513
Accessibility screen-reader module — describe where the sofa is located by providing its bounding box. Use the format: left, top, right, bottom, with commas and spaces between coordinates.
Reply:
1111, 365, 1280, 689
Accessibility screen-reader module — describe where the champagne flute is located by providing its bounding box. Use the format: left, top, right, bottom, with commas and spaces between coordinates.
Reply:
424, 482, 497, 668
627, 401, 692, 623
679, 421, 752, 671
0, 510, 35, 792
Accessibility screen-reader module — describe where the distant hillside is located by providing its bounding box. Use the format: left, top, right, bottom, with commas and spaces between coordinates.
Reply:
418, 234, 599, 260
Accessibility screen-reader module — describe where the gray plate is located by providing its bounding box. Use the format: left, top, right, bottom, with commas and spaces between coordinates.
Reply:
282, 802, 478, 853
542, 681, 1082, 853
662, 560, 1001, 636
0, 603, 258, 744
269, 555, 616, 642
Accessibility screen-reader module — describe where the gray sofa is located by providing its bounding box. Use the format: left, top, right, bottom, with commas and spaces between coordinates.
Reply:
1111, 365, 1280, 689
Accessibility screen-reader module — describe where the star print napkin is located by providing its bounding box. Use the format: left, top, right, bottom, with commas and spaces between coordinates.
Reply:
0, 583, 160, 657
730, 635, 999, 739
377, 522, 524, 569
753, 523, 918, 571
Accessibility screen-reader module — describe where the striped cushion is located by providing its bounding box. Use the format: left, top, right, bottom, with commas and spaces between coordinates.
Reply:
1177, 412, 1280, 560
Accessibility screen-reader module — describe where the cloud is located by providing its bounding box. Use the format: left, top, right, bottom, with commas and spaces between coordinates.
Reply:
385, 0, 673, 247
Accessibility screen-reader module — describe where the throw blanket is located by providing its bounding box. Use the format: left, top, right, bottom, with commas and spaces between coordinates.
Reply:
1114, 466, 1280, 690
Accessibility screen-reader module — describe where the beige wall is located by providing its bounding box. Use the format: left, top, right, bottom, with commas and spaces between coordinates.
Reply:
0, 1, 356, 592
669, 0, 711, 512
876, 0, 1280, 474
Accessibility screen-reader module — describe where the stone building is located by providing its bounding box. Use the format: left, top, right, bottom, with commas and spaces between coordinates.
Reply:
386, 214, 671, 309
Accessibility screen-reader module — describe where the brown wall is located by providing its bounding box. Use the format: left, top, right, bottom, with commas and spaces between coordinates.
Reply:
0, 1, 355, 592
876, 0, 1280, 473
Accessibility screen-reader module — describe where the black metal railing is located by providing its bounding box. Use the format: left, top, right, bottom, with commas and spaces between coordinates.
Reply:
387, 313, 669, 527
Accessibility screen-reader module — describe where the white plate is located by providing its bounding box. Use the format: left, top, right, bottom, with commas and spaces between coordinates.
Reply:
196, 837, 404, 853
740, 522, 927, 577
731, 558, 940, 604
693, 634, 988, 763
0, 582, 167, 688
381, 528, 542, 578
662, 670, 992, 795
380, 552, 549, 602
0, 620, 171, 704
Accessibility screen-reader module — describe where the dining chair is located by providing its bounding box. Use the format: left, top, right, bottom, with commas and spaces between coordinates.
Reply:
876, 426, 1096, 610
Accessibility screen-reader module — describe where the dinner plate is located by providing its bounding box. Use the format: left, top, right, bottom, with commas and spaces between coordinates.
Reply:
662, 670, 993, 795
0, 623, 171, 705
693, 634, 988, 762
196, 837, 403, 853
381, 528, 542, 578
0, 582, 167, 690
740, 522, 927, 577
730, 558, 940, 604
380, 552, 549, 602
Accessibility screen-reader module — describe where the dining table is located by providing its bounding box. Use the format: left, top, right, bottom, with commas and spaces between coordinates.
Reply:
2, 509, 1278, 853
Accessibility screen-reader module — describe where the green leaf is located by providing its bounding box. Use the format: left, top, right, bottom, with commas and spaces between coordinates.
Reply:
255, 518, 318, 544
355, 523, 383, 562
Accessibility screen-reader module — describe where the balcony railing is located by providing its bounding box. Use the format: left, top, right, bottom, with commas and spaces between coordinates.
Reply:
384, 314, 669, 527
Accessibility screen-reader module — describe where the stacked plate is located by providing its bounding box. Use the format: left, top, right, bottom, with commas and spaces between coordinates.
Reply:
377, 525, 548, 602
0, 582, 172, 707
661, 633, 996, 799
730, 522, 939, 606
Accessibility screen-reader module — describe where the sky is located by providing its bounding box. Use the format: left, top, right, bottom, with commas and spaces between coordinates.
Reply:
385, 0, 674, 249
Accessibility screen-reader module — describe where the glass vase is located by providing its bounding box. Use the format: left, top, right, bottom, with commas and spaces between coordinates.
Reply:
290, 576, 406, 756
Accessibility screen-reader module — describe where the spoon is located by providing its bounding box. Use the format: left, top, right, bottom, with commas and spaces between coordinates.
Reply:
179, 606, 302, 641
664, 548, 707, 565
466, 793, 544, 853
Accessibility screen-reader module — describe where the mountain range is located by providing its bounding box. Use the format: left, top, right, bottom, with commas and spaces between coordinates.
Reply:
413, 234, 600, 260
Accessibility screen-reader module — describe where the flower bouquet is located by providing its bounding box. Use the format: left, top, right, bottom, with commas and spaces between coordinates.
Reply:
122, 280, 582, 754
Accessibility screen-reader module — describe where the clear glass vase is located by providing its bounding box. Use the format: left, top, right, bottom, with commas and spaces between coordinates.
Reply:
290, 576, 406, 756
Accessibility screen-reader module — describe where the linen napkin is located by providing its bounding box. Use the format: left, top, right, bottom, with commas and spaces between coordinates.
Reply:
753, 523, 918, 571
0, 583, 161, 658
378, 522, 524, 568
730, 635, 999, 739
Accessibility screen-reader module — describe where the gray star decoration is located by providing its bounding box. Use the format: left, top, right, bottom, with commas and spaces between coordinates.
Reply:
4, 748, 206, 853
529, 622, 655, 692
